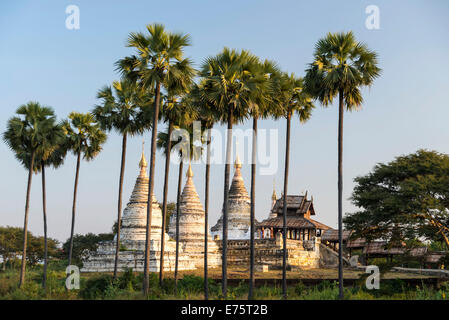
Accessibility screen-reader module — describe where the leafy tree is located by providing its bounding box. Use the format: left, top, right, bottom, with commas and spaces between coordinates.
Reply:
117, 23, 192, 296
344, 150, 449, 248
3, 102, 59, 287
0, 226, 22, 270
62, 112, 107, 268
161, 202, 176, 233
304, 31, 381, 298
93, 78, 152, 280
61, 233, 114, 267
0, 226, 58, 269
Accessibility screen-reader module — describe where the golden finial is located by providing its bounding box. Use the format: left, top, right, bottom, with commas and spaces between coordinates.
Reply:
139, 139, 147, 169
272, 179, 277, 200
234, 152, 242, 169
186, 162, 194, 178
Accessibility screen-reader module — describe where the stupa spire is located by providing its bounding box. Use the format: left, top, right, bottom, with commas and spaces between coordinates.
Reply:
234, 152, 242, 169
186, 162, 194, 178
228, 152, 249, 201
139, 139, 148, 175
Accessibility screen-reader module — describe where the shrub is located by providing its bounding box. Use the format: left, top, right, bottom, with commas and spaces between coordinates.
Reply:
79, 274, 114, 299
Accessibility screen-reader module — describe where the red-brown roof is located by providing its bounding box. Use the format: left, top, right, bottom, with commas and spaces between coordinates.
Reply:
426, 252, 446, 263
271, 195, 315, 216
347, 238, 366, 248
363, 242, 404, 255
257, 216, 331, 230
321, 229, 352, 242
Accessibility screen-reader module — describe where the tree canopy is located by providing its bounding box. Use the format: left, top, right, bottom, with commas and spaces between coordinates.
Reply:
0, 226, 59, 268
344, 150, 449, 248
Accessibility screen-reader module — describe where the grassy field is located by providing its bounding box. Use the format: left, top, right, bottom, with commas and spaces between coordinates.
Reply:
1, 263, 448, 300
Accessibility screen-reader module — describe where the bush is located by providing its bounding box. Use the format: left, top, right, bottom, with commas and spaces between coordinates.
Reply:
79, 274, 114, 299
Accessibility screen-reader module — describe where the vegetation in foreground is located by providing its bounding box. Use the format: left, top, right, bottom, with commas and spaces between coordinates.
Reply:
1, 264, 448, 300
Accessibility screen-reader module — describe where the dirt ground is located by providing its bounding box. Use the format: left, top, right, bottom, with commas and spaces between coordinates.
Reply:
160, 267, 434, 280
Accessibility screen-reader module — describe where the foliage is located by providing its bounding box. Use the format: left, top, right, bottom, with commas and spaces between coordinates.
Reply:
116, 23, 193, 93
344, 150, 449, 247
93, 79, 152, 136
61, 233, 113, 267
0, 226, 59, 268
3, 102, 61, 163
62, 112, 107, 160
158, 202, 176, 232
304, 31, 381, 109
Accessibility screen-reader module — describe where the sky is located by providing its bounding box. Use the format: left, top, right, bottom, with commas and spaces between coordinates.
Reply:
1, 0, 448, 243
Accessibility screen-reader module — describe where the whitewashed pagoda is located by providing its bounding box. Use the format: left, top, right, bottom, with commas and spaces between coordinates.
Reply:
210, 154, 256, 240
82, 151, 220, 272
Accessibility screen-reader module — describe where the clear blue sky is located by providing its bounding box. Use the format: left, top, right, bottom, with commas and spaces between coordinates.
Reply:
1, 1, 448, 242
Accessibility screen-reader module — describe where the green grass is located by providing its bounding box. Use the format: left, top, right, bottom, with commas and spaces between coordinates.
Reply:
1, 264, 448, 300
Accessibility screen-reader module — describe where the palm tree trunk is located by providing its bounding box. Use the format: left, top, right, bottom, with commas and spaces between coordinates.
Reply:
68, 150, 81, 268
19, 149, 35, 288
143, 81, 162, 296
204, 127, 212, 300
41, 165, 48, 290
159, 120, 173, 286
174, 159, 184, 295
222, 107, 233, 298
248, 116, 257, 300
338, 89, 344, 299
282, 110, 292, 299
113, 133, 127, 280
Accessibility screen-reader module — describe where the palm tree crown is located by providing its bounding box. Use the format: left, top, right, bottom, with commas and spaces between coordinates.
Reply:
62, 112, 107, 160
116, 23, 192, 90
93, 79, 153, 135
304, 31, 381, 108
277, 74, 315, 121
4, 102, 59, 160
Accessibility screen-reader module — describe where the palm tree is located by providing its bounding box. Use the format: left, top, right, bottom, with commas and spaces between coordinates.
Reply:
117, 23, 192, 295
158, 63, 195, 286
39, 146, 66, 289
246, 59, 281, 299
157, 117, 202, 294
304, 31, 381, 299
16, 128, 66, 290
199, 48, 256, 297
62, 112, 107, 269
192, 82, 221, 300
3, 102, 59, 287
276, 73, 315, 299
93, 79, 151, 280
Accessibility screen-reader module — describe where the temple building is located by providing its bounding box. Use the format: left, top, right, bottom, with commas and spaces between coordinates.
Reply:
175, 163, 221, 267
210, 154, 255, 240
257, 192, 331, 240
82, 148, 339, 273
82, 150, 220, 272
119, 152, 163, 242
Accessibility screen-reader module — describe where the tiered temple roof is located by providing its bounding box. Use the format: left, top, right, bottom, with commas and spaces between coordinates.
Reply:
258, 192, 332, 239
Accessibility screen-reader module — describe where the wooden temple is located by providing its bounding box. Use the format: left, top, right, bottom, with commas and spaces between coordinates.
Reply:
257, 192, 332, 240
